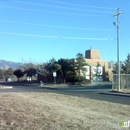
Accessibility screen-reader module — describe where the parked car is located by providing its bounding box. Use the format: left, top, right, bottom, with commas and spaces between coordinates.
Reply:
26, 77, 31, 82
6, 77, 12, 83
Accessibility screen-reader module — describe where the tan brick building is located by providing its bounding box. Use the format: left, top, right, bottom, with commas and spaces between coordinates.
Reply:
84, 49, 111, 81
37, 49, 111, 83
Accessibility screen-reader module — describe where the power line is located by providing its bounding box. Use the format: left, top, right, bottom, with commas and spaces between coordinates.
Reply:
0, 31, 114, 41
11, 0, 112, 14
0, 20, 114, 31
105, 39, 115, 59
0, 6, 106, 17
0, 32, 59, 38
46, 0, 114, 10
62, 37, 114, 40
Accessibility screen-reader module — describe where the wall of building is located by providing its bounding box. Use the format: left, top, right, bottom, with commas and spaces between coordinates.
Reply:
82, 65, 104, 81
85, 50, 100, 59
84, 49, 111, 81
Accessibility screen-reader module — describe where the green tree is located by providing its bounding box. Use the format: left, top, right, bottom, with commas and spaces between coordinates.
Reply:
122, 54, 130, 74
13, 69, 24, 82
112, 63, 118, 74
75, 53, 88, 80
19, 62, 38, 80
45, 58, 61, 75
4, 68, 14, 78
24, 68, 37, 77
57, 58, 75, 83
0, 69, 4, 80
36, 63, 49, 76
112, 63, 123, 74
112, 61, 128, 74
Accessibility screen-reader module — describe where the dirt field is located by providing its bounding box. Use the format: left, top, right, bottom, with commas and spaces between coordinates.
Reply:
0, 92, 130, 130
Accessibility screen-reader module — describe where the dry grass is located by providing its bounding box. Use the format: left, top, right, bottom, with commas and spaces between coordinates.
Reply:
0, 92, 130, 130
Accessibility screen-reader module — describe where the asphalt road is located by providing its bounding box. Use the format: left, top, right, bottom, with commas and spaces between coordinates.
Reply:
0, 82, 130, 105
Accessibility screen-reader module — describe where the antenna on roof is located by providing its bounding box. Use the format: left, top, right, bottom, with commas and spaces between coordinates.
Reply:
90, 46, 92, 50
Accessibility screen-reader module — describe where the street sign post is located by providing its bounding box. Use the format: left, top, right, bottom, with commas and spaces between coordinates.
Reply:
53, 72, 57, 84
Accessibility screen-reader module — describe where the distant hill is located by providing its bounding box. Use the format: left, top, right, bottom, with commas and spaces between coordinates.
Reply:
0, 60, 22, 70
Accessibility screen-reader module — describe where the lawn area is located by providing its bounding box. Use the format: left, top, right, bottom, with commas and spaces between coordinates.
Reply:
0, 92, 129, 130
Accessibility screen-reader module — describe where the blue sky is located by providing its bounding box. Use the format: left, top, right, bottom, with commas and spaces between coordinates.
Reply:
0, 0, 129, 63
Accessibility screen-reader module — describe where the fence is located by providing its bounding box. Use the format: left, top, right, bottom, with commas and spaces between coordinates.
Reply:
112, 74, 130, 91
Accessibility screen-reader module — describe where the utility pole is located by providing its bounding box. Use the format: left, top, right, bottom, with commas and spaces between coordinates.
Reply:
113, 8, 122, 91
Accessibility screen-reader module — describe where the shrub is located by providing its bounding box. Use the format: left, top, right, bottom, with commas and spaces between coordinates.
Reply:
66, 76, 91, 85
78, 77, 91, 85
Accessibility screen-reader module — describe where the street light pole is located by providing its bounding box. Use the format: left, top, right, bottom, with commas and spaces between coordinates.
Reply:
113, 8, 122, 91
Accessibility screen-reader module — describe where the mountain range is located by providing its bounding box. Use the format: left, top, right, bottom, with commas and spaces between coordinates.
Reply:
0, 60, 22, 70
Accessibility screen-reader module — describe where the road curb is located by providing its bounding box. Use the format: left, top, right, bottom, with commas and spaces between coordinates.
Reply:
99, 92, 130, 97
